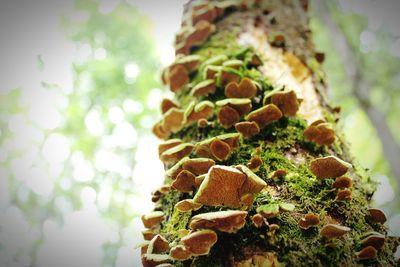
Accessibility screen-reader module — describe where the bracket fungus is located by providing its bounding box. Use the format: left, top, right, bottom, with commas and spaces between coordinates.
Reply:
235, 121, 260, 138
245, 104, 282, 129
336, 189, 352, 201
181, 229, 218, 256
166, 64, 189, 92
236, 165, 267, 196
141, 211, 165, 229
203, 65, 222, 80
332, 176, 352, 189
147, 234, 170, 254
224, 77, 258, 99
304, 120, 336, 146
263, 89, 299, 117
142, 229, 156, 241
152, 121, 170, 140
175, 199, 203, 212
220, 67, 241, 86
299, 213, 320, 229
190, 79, 216, 97
170, 245, 192, 261
191, 5, 217, 25
251, 213, 265, 228
310, 156, 352, 179
247, 155, 263, 172
162, 108, 185, 133
175, 54, 202, 73
160, 98, 179, 114
356, 246, 378, 261
218, 105, 240, 128
193, 165, 246, 208
195, 133, 240, 158
160, 143, 194, 165
366, 208, 387, 224
142, 253, 171, 267
182, 158, 215, 175
271, 169, 288, 179
210, 138, 232, 161
187, 20, 216, 47
185, 101, 214, 125
158, 139, 183, 157
216, 98, 252, 116
320, 224, 351, 239
172, 170, 196, 192
189, 210, 248, 233
360, 233, 385, 250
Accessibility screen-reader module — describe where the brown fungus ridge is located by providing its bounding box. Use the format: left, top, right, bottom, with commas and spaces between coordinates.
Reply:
236, 164, 267, 196
189, 210, 248, 233
197, 118, 210, 128
360, 233, 385, 250
203, 65, 222, 80
251, 213, 265, 228
332, 176, 353, 189
160, 143, 194, 165
298, 213, 320, 230
220, 68, 241, 86
218, 105, 241, 128
171, 170, 196, 193
141, 254, 171, 267
152, 121, 170, 140
141, 211, 165, 229
224, 77, 258, 99
356, 246, 378, 261
304, 120, 336, 146
175, 199, 203, 212
181, 229, 218, 256
186, 20, 216, 47
310, 155, 352, 179
142, 229, 156, 241
190, 79, 216, 98
160, 98, 179, 114
182, 158, 215, 175
191, 5, 217, 25
216, 98, 252, 116
195, 174, 207, 188
175, 54, 202, 73
162, 108, 185, 133
223, 59, 244, 69
210, 138, 232, 161
170, 245, 192, 261
165, 157, 188, 180
185, 101, 215, 125
336, 189, 352, 201
195, 133, 240, 158
166, 64, 189, 92
271, 169, 288, 179
245, 104, 282, 128
235, 121, 260, 138
147, 234, 170, 254
247, 155, 263, 172
263, 89, 299, 117
193, 165, 247, 208
367, 208, 387, 224
320, 224, 351, 239
158, 139, 183, 157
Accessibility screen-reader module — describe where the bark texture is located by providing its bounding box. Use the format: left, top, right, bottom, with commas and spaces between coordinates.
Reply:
141, 1, 399, 266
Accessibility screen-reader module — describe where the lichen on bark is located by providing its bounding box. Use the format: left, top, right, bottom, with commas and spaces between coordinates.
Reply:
141, 1, 399, 266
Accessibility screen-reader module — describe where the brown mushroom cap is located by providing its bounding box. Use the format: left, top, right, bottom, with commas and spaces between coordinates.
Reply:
252, 213, 265, 228
176, 54, 202, 73
220, 68, 241, 86
366, 208, 387, 224
356, 246, 378, 261
216, 98, 252, 116
147, 234, 170, 254
271, 169, 288, 179
187, 20, 216, 47
165, 157, 188, 180
141, 211, 165, 229
189, 210, 248, 233
170, 245, 192, 261
245, 104, 282, 129
182, 158, 215, 175
191, 5, 217, 25
236, 165, 267, 196
360, 233, 385, 250
299, 213, 320, 229
203, 65, 221, 80
160, 143, 194, 165
247, 155, 263, 171
320, 224, 351, 239
195, 133, 240, 158
167, 64, 189, 92
152, 121, 171, 140
181, 230, 218, 256
175, 199, 203, 212
304, 121, 336, 146
186, 101, 214, 125
161, 98, 179, 114
218, 105, 240, 128
190, 79, 216, 97
197, 118, 210, 128
210, 138, 232, 161
310, 156, 352, 179
193, 165, 246, 208
264, 90, 299, 117
235, 121, 260, 138
225, 78, 258, 99
142, 229, 156, 241
158, 139, 183, 157
336, 189, 352, 201
332, 176, 352, 188
172, 170, 196, 192
162, 108, 185, 133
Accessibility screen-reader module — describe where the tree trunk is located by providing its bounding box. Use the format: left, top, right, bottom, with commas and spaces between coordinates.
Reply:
141, 0, 399, 266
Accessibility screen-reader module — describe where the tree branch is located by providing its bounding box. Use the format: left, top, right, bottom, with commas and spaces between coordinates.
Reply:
314, 0, 400, 190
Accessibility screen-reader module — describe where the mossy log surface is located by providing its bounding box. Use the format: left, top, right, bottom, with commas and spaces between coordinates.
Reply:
142, 0, 399, 266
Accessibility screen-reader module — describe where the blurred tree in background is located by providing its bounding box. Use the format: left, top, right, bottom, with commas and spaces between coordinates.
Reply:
0, 0, 398, 266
